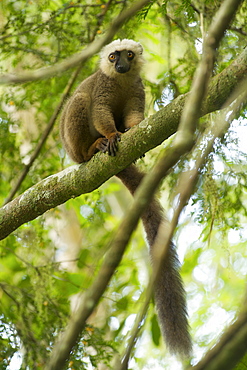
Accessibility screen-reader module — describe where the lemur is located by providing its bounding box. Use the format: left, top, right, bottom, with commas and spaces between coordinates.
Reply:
60, 39, 192, 357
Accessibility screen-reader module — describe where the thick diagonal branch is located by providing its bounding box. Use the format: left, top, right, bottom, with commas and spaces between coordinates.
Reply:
0, 47, 247, 241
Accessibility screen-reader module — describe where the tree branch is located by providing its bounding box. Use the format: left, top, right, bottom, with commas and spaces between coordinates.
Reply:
45, 147, 170, 370
0, 0, 150, 84
117, 1, 244, 365
119, 78, 247, 369
0, 46, 247, 241
4, 0, 114, 204
191, 309, 247, 370
45, 48, 247, 370
4, 66, 82, 205
175, 0, 242, 145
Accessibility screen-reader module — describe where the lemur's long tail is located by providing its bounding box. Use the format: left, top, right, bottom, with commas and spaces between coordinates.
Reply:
116, 164, 192, 356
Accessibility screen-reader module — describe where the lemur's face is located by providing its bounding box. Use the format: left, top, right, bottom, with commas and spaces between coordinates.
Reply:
100, 39, 144, 78
108, 49, 135, 74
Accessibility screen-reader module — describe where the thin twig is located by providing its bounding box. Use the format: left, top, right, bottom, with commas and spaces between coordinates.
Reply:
0, 3, 106, 42
175, 0, 243, 144
4, 66, 82, 205
0, 283, 20, 308
3, 0, 113, 205
0, 0, 150, 84
191, 307, 247, 370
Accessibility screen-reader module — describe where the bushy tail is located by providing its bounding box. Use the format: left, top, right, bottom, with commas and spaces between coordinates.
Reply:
116, 164, 192, 356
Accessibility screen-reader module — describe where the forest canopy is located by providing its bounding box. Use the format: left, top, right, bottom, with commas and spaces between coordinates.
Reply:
0, 1, 247, 370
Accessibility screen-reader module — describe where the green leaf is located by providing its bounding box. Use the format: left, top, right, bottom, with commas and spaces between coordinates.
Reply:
151, 314, 161, 346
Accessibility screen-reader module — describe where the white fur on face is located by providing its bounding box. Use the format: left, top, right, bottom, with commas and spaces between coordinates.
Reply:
99, 39, 144, 78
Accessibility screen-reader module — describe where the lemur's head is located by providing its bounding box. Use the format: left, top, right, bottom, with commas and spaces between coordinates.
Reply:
100, 39, 144, 78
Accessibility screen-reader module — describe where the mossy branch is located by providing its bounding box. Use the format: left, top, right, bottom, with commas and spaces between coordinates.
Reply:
0, 46, 247, 241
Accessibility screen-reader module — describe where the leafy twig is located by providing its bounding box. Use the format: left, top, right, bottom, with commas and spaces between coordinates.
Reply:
0, 0, 151, 84
4, 66, 82, 205
4, 0, 114, 204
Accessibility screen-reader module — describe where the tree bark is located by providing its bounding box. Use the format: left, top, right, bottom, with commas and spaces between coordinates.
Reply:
191, 310, 247, 370
0, 47, 247, 241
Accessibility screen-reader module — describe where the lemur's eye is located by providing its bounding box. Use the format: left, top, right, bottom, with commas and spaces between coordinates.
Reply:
109, 53, 116, 62
127, 51, 134, 60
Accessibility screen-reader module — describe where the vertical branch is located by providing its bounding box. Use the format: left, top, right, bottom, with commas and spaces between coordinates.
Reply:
117, 0, 243, 366
119, 76, 247, 370
175, 0, 243, 145
190, 304, 247, 369
44, 171, 161, 370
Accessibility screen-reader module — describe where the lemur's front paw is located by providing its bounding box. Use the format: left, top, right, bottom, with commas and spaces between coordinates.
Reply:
96, 138, 109, 153
107, 132, 121, 156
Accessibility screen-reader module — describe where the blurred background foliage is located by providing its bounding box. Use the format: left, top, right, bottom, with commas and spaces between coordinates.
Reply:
0, 0, 247, 369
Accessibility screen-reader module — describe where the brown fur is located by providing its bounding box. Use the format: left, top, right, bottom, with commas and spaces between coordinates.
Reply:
60, 39, 192, 356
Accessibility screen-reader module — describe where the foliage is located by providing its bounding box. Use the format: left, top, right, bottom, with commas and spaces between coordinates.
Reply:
0, 1, 247, 369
